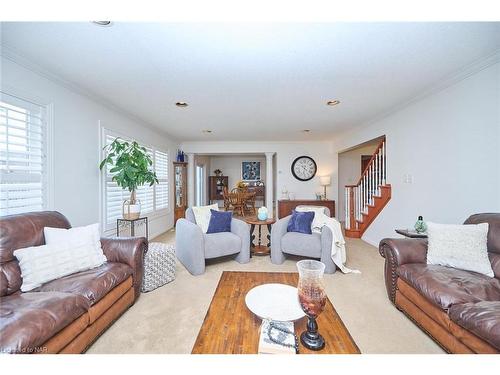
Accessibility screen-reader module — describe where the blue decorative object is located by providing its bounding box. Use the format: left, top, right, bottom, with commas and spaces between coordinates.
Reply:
206, 209, 232, 234
176, 150, 185, 162
242, 161, 261, 181
257, 207, 268, 221
287, 210, 314, 234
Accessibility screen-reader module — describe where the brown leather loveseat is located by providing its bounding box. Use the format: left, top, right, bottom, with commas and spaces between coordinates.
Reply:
379, 213, 500, 353
0, 211, 147, 353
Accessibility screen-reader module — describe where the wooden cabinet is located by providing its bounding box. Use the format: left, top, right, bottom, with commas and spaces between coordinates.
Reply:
247, 186, 265, 201
209, 176, 229, 202
173, 162, 188, 223
278, 200, 335, 219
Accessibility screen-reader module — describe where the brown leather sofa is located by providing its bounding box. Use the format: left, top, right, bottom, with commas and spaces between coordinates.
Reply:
0, 211, 147, 354
380, 213, 500, 353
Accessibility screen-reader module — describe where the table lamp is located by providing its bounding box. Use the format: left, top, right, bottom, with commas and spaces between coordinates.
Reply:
320, 176, 331, 200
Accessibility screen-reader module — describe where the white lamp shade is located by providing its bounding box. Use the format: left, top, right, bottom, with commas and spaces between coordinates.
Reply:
320, 176, 331, 186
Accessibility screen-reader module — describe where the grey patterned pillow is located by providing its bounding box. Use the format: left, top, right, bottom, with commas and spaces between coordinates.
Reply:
426, 222, 493, 277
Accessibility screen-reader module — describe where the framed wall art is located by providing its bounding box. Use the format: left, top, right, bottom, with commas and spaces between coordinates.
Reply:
241, 161, 261, 181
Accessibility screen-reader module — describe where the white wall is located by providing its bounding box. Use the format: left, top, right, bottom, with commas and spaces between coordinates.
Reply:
180, 142, 338, 217
333, 62, 500, 246
1, 57, 178, 238
337, 142, 379, 222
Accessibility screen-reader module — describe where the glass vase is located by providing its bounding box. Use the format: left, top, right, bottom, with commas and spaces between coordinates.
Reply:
297, 259, 326, 350
123, 198, 141, 220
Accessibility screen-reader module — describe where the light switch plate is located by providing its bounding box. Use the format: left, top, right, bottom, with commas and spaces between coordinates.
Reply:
404, 174, 413, 184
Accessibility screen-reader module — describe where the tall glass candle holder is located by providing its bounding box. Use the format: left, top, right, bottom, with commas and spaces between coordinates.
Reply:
297, 260, 326, 350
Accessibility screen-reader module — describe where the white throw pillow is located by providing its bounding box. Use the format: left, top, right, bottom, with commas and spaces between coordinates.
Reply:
192, 204, 219, 233
426, 222, 493, 277
14, 242, 107, 292
44, 223, 105, 262
295, 206, 327, 234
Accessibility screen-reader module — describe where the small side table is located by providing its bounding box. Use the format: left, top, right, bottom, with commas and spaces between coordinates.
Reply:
244, 217, 276, 256
117, 217, 148, 239
395, 229, 427, 238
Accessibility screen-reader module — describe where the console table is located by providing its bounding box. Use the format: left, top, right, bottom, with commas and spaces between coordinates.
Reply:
278, 200, 335, 218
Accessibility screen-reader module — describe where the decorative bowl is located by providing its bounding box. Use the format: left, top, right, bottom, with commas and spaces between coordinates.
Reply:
245, 283, 305, 321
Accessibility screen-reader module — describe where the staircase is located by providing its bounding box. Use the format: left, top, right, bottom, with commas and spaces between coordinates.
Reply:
344, 137, 391, 238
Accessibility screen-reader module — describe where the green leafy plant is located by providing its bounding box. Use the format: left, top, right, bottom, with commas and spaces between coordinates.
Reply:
99, 138, 158, 204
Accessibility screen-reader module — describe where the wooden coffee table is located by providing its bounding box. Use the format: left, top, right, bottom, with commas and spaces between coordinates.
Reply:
192, 271, 360, 354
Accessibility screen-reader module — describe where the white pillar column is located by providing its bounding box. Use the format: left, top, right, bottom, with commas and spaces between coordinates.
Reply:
187, 153, 195, 208
265, 152, 274, 218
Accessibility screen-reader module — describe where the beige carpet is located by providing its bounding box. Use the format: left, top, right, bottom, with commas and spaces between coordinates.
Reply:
87, 229, 444, 354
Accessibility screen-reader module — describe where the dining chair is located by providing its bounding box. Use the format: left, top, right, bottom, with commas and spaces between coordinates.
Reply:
244, 192, 257, 215
228, 192, 245, 216
222, 187, 231, 211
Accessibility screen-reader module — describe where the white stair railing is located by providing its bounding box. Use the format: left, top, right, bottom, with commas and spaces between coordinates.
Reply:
344, 138, 387, 230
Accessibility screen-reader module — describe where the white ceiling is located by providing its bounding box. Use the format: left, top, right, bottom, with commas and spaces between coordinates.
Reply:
1, 22, 499, 141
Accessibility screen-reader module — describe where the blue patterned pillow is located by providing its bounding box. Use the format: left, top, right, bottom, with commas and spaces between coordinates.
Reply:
287, 210, 314, 234
206, 209, 232, 234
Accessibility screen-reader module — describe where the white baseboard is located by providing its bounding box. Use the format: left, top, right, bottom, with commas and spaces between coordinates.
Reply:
360, 235, 379, 249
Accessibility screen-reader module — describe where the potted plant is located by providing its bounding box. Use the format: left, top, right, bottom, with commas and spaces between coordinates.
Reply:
214, 169, 222, 177
99, 138, 158, 220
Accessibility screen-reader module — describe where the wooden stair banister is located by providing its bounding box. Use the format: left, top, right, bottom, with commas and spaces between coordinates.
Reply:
344, 137, 391, 238
355, 138, 386, 186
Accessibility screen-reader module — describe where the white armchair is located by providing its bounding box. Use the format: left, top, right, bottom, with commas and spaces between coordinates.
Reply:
175, 208, 250, 275
270, 206, 336, 274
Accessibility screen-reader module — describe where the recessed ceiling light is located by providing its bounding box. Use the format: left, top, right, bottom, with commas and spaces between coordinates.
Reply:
327, 100, 340, 106
91, 21, 113, 27
202, 130, 212, 134
176, 102, 188, 107
302, 129, 311, 133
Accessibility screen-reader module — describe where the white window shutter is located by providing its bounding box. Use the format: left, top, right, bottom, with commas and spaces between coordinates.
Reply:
154, 150, 169, 210
136, 146, 154, 214
0, 94, 47, 216
103, 132, 169, 230
104, 134, 129, 225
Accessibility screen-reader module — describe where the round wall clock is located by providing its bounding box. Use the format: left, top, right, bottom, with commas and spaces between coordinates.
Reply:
291, 156, 317, 181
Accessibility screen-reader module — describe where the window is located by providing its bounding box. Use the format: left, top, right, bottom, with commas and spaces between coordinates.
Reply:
0, 92, 49, 216
102, 130, 169, 229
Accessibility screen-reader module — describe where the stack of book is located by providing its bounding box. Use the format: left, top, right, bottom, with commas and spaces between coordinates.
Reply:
258, 319, 298, 354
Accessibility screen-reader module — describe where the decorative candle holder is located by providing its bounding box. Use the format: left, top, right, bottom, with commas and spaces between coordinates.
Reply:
297, 260, 327, 350
414, 215, 427, 233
